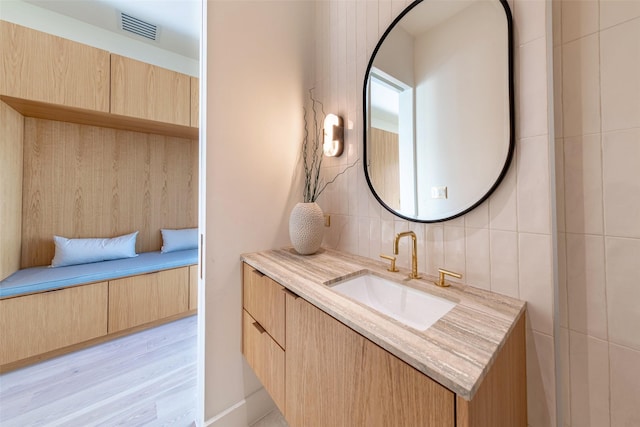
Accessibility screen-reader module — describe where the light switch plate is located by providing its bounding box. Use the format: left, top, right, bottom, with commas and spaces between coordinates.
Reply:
431, 186, 448, 199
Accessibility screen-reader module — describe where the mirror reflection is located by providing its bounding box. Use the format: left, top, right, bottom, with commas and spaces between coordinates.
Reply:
365, 0, 513, 222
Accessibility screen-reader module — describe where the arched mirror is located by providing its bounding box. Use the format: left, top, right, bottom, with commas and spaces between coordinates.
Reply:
364, 0, 514, 222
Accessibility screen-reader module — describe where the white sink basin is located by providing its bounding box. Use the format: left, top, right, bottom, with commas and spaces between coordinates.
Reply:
330, 272, 456, 331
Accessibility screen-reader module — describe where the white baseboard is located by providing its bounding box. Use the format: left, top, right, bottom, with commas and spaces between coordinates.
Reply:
203, 387, 275, 427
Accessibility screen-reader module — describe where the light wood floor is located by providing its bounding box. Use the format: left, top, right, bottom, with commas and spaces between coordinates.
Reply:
0, 315, 197, 427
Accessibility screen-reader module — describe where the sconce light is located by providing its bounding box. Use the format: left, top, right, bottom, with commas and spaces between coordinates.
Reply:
323, 113, 344, 157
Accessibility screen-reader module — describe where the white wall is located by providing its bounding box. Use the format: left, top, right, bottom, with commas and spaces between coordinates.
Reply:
555, 1, 640, 425
414, 1, 509, 219
201, 1, 313, 425
0, 0, 198, 76
314, 1, 558, 425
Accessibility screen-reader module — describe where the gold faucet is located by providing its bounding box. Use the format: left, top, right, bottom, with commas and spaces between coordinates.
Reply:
393, 231, 421, 279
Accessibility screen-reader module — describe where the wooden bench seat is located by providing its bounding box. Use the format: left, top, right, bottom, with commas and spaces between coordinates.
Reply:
0, 250, 198, 372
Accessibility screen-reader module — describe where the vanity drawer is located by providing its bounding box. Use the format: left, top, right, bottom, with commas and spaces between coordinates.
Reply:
243, 309, 285, 414
242, 263, 285, 348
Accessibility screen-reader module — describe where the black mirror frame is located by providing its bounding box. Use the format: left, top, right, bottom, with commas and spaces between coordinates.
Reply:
362, 0, 515, 223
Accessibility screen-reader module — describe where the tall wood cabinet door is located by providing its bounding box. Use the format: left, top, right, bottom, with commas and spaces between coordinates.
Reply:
285, 293, 455, 427
189, 264, 198, 311
108, 267, 189, 333
0, 21, 110, 112
190, 77, 199, 128
0, 282, 108, 365
110, 54, 190, 126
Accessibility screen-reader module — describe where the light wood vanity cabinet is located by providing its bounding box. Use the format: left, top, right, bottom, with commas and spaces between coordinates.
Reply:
285, 292, 455, 426
242, 262, 527, 427
108, 267, 189, 333
242, 263, 286, 413
0, 21, 110, 112
110, 54, 191, 126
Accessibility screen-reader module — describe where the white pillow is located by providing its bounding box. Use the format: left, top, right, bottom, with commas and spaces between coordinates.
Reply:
161, 228, 198, 253
51, 231, 139, 267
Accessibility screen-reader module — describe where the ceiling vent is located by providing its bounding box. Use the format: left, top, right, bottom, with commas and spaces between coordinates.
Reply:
120, 12, 157, 41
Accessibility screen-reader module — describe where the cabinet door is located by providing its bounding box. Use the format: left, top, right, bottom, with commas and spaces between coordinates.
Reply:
286, 293, 455, 427
0, 21, 110, 112
189, 264, 198, 311
242, 263, 285, 348
110, 54, 190, 126
456, 315, 527, 427
108, 267, 189, 333
243, 310, 285, 413
0, 282, 108, 366
190, 77, 199, 128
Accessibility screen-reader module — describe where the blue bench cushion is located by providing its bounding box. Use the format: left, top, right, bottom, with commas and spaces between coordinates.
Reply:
0, 249, 198, 298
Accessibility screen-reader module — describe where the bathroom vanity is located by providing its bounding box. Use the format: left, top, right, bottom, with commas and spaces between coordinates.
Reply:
241, 248, 526, 427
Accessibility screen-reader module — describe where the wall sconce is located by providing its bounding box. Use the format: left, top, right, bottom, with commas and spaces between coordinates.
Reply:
323, 114, 344, 157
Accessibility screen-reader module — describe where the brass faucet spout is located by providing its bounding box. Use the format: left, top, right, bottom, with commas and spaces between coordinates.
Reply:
393, 231, 421, 279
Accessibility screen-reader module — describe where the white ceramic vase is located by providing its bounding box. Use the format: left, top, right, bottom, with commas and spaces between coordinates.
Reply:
289, 202, 324, 255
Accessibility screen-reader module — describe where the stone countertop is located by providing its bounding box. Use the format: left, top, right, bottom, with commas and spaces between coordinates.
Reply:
241, 247, 526, 400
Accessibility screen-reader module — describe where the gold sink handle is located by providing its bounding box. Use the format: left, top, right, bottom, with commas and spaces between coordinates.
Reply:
380, 254, 399, 272
435, 268, 462, 287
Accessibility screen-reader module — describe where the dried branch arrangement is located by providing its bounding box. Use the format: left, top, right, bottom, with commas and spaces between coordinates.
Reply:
302, 89, 357, 203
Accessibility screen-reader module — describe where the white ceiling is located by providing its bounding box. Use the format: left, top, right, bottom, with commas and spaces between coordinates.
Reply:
24, 0, 201, 59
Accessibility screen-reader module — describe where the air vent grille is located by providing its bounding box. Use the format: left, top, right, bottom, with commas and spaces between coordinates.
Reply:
120, 12, 157, 41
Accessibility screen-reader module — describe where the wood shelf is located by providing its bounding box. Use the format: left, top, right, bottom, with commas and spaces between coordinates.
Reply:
1, 96, 199, 140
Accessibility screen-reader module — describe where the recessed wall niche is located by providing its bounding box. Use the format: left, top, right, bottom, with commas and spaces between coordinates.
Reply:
21, 117, 198, 268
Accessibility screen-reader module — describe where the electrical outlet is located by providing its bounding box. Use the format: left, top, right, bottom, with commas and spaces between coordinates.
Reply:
431, 186, 448, 199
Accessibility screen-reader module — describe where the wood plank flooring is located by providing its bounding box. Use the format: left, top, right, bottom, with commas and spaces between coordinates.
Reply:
0, 315, 197, 427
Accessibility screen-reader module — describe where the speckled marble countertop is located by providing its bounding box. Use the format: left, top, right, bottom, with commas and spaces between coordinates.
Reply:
241, 247, 526, 401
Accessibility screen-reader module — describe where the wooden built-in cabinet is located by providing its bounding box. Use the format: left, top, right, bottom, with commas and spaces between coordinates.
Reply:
0, 282, 108, 366
0, 21, 198, 139
0, 21, 201, 373
0, 266, 197, 372
189, 265, 198, 310
108, 267, 189, 333
0, 101, 23, 281
242, 263, 526, 427
191, 77, 199, 128
0, 21, 110, 112
110, 54, 191, 126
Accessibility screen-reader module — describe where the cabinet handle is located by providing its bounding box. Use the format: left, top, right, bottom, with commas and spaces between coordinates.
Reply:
253, 321, 266, 334
252, 269, 265, 278
283, 288, 300, 299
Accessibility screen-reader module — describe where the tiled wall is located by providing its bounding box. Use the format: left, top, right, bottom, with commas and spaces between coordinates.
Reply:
554, 0, 640, 425
313, 0, 557, 425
